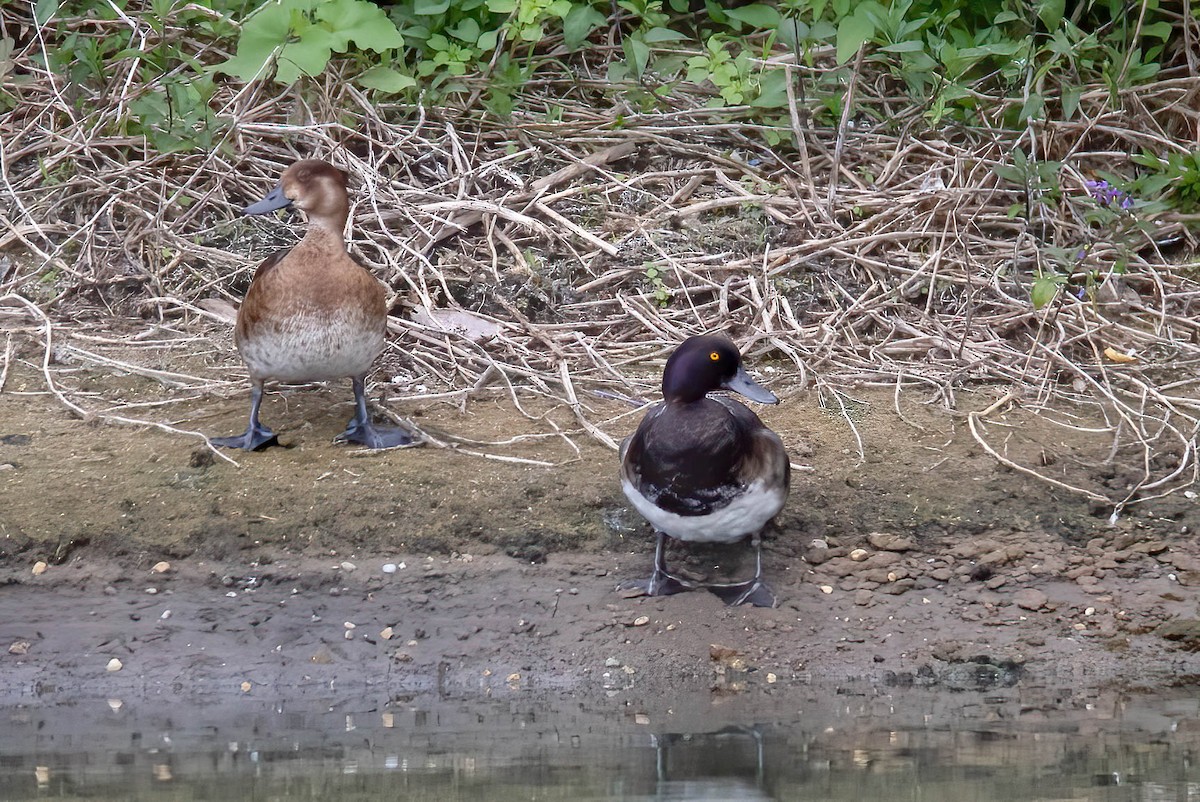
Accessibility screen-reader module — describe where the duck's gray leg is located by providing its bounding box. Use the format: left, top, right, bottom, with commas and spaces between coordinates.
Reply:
708, 533, 777, 608
336, 375, 414, 449
212, 380, 278, 451
618, 531, 692, 597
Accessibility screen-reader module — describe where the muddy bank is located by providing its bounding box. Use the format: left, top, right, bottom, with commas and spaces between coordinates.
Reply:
2, 371, 1200, 700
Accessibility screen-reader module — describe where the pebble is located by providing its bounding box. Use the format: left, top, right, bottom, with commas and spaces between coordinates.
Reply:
145, 588, 158, 595
240, 681, 252, 693
339, 561, 357, 572
382, 563, 397, 574
849, 548, 869, 562
819, 585, 833, 594
605, 657, 621, 667
105, 658, 123, 672
632, 616, 650, 627
160, 610, 172, 620
380, 627, 395, 640
766, 672, 778, 684
854, 589, 874, 606
151, 561, 171, 574
1013, 588, 1048, 611
32, 561, 47, 576
868, 532, 914, 552
8, 641, 30, 655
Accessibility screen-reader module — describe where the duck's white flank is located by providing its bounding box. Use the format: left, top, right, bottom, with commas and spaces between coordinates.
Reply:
621, 478, 786, 544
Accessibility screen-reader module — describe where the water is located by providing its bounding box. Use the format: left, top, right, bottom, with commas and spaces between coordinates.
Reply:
3, 683, 1199, 801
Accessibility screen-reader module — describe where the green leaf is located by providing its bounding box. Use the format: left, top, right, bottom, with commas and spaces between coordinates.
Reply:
563, 5, 605, 50
447, 17, 481, 43
1142, 20, 1173, 41
643, 26, 690, 43
1036, 0, 1064, 30
477, 28, 499, 49
1018, 91, 1044, 122
1030, 275, 1061, 309
723, 4, 782, 29
486, 0, 517, 12
750, 68, 789, 108
414, 0, 450, 12
625, 36, 650, 79
1061, 84, 1081, 120
836, 12, 874, 65
357, 65, 417, 93
34, 0, 59, 26
316, 0, 404, 52
276, 24, 336, 83
878, 39, 925, 53
993, 10, 1022, 24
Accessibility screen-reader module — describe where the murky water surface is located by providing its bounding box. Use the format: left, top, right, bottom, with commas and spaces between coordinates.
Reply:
4, 684, 1200, 801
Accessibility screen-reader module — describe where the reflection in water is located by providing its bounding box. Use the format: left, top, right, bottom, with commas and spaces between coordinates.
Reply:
3, 684, 1200, 800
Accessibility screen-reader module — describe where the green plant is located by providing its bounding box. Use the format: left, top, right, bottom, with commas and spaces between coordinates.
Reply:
1133, 150, 1200, 213
643, 264, 670, 307
217, 0, 405, 85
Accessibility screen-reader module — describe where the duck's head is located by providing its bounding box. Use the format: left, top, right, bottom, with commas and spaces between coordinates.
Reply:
243, 159, 349, 229
661, 334, 779, 405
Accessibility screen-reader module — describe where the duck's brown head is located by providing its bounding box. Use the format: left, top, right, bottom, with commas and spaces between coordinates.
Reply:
244, 160, 350, 230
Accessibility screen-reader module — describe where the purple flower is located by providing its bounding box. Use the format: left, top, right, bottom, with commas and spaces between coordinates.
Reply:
1085, 179, 1135, 209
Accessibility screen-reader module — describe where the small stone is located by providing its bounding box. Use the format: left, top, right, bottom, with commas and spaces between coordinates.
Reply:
240, 681, 252, 693
766, 672, 778, 684
849, 548, 870, 562
145, 587, 158, 595
632, 615, 650, 627
506, 673, 520, 683
819, 585, 833, 594
106, 699, 122, 712
605, 657, 621, 667
8, 641, 30, 655
1013, 588, 1048, 611
380, 626, 395, 640
339, 561, 357, 572
854, 589, 874, 606
984, 575, 1007, 590
32, 561, 47, 576
868, 532, 914, 552
634, 713, 650, 725
382, 563, 398, 574
105, 658, 123, 672
160, 610, 172, 620
344, 621, 356, 630
151, 561, 171, 574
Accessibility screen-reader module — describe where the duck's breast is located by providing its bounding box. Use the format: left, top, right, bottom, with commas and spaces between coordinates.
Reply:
235, 244, 386, 383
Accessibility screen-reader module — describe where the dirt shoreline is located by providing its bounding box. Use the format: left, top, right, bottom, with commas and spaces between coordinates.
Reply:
3, 374, 1200, 703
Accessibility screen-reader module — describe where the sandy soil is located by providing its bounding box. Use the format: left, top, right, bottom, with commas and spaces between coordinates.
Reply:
2, 342, 1200, 705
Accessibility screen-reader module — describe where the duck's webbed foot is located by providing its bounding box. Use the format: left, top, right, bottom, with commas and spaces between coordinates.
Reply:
213, 383, 278, 450
211, 425, 279, 451
617, 570, 692, 598
617, 531, 694, 597
339, 376, 415, 449
336, 420, 414, 449
708, 578, 777, 608
706, 533, 776, 607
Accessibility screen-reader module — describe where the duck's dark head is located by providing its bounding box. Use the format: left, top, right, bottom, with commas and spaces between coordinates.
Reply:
661, 334, 779, 405
243, 159, 349, 231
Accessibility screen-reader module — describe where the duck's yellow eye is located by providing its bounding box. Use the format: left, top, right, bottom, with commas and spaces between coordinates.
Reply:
709, 351, 721, 361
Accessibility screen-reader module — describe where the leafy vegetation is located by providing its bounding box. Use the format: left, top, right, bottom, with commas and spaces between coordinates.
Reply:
7, 0, 1195, 309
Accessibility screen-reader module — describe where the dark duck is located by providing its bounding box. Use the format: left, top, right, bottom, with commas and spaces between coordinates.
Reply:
212, 159, 414, 451
619, 334, 790, 607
